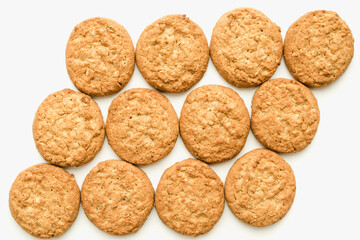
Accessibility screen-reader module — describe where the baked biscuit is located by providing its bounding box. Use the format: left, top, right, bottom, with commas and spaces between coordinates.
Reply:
66, 17, 135, 96
136, 14, 209, 92
284, 10, 354, 87
225, 149, 296, 227
33, 89, 105, 167
155, 159, 224, 236
180, 85, 250, 163
210, 8, 283, 87
106, 88, 179, 165
81, 160, 154, 235
9, 164, 80, 238
251, 78, 320, 153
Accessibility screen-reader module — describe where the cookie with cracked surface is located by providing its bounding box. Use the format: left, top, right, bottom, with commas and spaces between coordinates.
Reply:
81, 160, 154, 235
225, 149, 296, 227
33, 89, 105, 167
66, 17, 135, 96
180, 85, 250, 163
106, 88, 179, 165
210, 8, 283, 87
155, 159, 224, 236
251, 78, 320, 153
284, 10, 354, 87
9, 163, 80, 238
136, 14, 209, 93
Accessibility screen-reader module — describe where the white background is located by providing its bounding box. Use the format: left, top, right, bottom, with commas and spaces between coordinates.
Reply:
1, 0, 359, 239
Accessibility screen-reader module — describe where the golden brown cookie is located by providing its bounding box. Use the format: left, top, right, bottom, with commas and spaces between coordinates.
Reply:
106, 88, 179, 165
225, 149, 296, 227
180, 85, 250, 163
9, 164, 80, 238
251, 78, 320, 153
66, 17, 135, 96
155, 159, 224, 236
210, 8, 283, 87
136, 14, 209, 93
33, 89, 105, 167
81, 160, 154, 235
284, 10, 354, 87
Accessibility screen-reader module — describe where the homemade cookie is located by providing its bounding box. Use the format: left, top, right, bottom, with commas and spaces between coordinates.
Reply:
81, 160, 154, 235
106, 88, 179, 165
210, 8, 283, 87
155, 159, 224, 236
136, 14, 209, 92
180, 85, 250, 163
66, 17, 135, 96
225, 149, 296, 227
251, 78, 320, 153
9, 164, 80, 238
33, 89, 105, 167
284, 10, 354, 87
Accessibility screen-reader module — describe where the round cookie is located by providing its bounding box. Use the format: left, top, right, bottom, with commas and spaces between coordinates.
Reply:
155, 159, 224, 236
81, 160, 154, 235
284, 10, 354, 87
136, 14, 209, 93
210, 8, 283, 87
225, 149, 296, 227
66, 17, 135, 96
33, 89, 105, 167
251, 78, 320, 153
9, 163, 80, 238
106, 88, 179, 165
180, 85, 250, 163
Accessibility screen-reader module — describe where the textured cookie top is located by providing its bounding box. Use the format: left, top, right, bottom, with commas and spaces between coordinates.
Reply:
81, 160, 154, 235
284, 10, 354, 87
136, 14, 209, 92
33, 89, 105, 167
155, 159, 224, 236
180, 85, 250, 163
225, 149, 296, 227
251, 78, 320, 153
9, 164, 80, 238
66, 17, 135, 96
106, 88, 179, 165
210, 8, 283, 87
